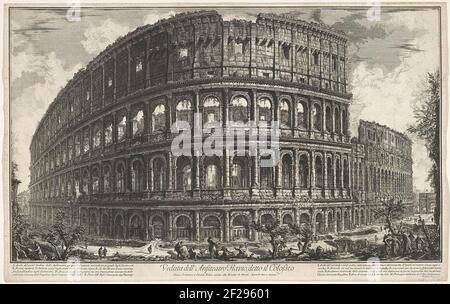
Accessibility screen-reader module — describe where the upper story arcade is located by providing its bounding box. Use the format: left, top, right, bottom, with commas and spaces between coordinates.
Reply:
30, 10, 350, 168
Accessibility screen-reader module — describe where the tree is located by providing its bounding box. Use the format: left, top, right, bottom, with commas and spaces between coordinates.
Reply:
408, 71, 441, 226
43, 211, 85, 260
251, 220, 291, 259
373, 198, 405, 237
11, 161, 28, 260
290, 223, 314, 254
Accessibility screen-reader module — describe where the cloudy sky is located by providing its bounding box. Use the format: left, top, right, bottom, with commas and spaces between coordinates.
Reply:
9, 6, 440, 192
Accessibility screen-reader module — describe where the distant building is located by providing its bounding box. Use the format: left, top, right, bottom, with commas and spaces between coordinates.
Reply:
418, 192, 436, 214
16, 190, 30, 218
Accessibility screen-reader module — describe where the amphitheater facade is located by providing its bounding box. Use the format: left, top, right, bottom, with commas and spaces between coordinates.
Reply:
28, 11, 414, 242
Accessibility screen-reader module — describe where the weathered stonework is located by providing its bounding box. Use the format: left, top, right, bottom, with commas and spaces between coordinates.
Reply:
28, 11, 413, 242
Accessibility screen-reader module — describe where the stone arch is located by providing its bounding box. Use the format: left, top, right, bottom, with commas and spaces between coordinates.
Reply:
151, 102, 167, 132
298, 152, 310, 189
201, 214, 222, 240
257, 95, 273, 124
115, 160, 127, 193
203, 156, 222, 190
176, 156, 192, 191
88, 210, 99, 236
174, 214, 192, 240
299, 212, 311, 225
131, 158, 145, 192
297, 99, 308, 129
129, 213, 144, 240
334, 107, 341, 133
282, 213, 294, 225
149, 213, 165, 239
343, 209, 351, 230
202, 94, 221, 124
312, 102, 322, 131
281, 153, 293, 189
231, 154, 250, 189
326, 155, 333, 189
325, 105, 332, 132
360, 209, 366, 226
230, 94, 249, 123
260, 213, 276, 226
315, 153, 324, 188
279, 98, 292, 128
336, 210, 342, 232
230, 213, 250, 241
102, 163, 112, 193
175, 98, 193, 125
150, 155, 167, 191
113, 213, 125, 239
100, 212, 110, 237
327, 211, 334, 233
315, 212, 324, 234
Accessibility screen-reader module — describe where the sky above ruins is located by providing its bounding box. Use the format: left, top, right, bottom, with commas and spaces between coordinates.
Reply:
9, 6, 440, 192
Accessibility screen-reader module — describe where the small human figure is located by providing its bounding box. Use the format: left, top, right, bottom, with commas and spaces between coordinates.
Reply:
98, 247, 103, 257
174, 241, 182, 259
374, 235, 378, 243
102, 247, 108, 257
179, 244, 189, 260
207, 237, 218, 258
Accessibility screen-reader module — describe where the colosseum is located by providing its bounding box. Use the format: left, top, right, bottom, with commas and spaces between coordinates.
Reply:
28, 11, 415, 242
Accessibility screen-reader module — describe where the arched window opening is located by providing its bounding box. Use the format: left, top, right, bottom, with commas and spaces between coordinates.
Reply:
93, 126, 101, 148
205, 163, 220, 190
343, 159, 349, 188
315, 155, 323, 188
103, 166, 111, 193
117, 114, 127, 141
334, 108, 341, 133
176, 99, 192, 125
336, 159, 342, 188
231, 157, 249, 188
116, 163, 125, 193
312, 103, 322, 131
132, 109, 145, 137
153, 158, 166, 191
260, 155, 273, 189
92, 167, 99, 194
327, 157, 333, 189
342, 109, 348, 135
83, 128, 90, 153
82, 170, 89, 195
280, 100, 291, 128
152, 104, 166, 132
131, 161, 143, 192
261, 214, 275, 226
176, 157, 191, 191
325, 106, 332, 132
282, 154, 292, 189
299, 154, 309, 188
297, 101, 307, 129
129, 215, 143, 240
230, 96, 248, 123
258, 97, 272, 124
203, 96, 220, 125
104, 121, 113, 145
282, 214, 293, 225
75, 133, 81, 157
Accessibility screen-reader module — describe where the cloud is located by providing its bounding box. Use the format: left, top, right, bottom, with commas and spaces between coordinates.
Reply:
348, 25, 438, 191
81, 19, 131, 55
11, 43, 82, 191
